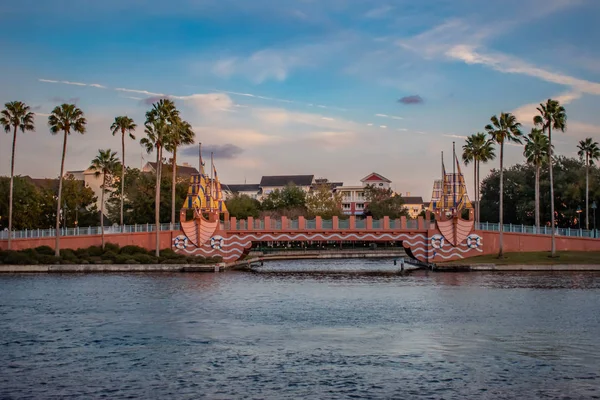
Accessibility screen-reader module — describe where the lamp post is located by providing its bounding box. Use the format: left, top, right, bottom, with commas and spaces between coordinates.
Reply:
576, 206, 582, 230
592, 201, 597, 235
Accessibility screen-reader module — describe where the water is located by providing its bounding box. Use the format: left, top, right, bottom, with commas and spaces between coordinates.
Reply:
1, 259, 599, 399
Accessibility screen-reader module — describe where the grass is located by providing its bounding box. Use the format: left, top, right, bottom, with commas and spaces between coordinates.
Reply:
440, 251, 600, 265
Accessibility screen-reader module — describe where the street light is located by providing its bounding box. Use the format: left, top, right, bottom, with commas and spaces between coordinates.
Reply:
576, 206, 582, 230
592, 201, 597, 233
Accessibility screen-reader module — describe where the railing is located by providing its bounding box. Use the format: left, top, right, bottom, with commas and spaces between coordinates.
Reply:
0, 223, 181, 240
2, 220, 599, 240
476, 222, 599, 238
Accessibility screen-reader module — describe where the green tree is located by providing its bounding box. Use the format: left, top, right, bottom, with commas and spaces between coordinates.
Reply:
61, 174, 99, 227
524, 128, 551, 231
164, 118, 195, 225
306, 184, 343, 219
0, 101, 35, 249
0, 176, 42, 230
48, 104, 87, 256
110, 116, 137, 229
89, 149, 121, 249
485, 112, 523, 258
462, 132, 495, 224
534, 99, 567, 256
363, 185, 408, 219
577, 138, 600, 230
261, 184, 307, 216
225, 194, 261, 219
141, 99, 179, 256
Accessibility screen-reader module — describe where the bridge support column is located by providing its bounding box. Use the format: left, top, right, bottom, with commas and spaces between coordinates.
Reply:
333, 216, 339, 230
383, 216, 390, 230
316, 216, 322, 230
366, 216, 373, 230
349, 216, 356, 230
230, 217, 237, 231
264, 216, 271, 231
247, 217, 254, 231
418, 216, 425, 230
281, 216, 288, 230
401, 216, 407, 229
298, 216, 306, 230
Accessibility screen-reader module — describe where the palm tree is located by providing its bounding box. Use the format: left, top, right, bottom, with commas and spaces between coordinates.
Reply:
577, 138, 600, 230
462, 132, 495, 224
110, 116, 137, 229
0, 101, 35, 249
89, 149, 121, 249
524, 128, 551, 231
140, 99, 179, 257
534, 99, 567, 257
165, 118, 195, 226
48, 104, 87, 256
485, 112, 523, 258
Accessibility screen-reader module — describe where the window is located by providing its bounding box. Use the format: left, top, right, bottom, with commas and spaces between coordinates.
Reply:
379, 183, 383, 186
342, 203, 351, 210
356, 203, 364, 210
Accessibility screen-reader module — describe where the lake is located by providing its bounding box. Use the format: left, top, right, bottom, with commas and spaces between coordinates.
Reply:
1, 259, 599, 399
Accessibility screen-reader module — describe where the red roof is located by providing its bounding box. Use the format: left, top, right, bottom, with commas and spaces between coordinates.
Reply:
360, 172, 391, 183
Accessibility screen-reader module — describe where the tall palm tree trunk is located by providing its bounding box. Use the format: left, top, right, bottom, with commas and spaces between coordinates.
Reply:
171, 149, 177, 226
585, 154, 589, 230
7, 125, 17, 249
120, 130, 125, 230
548, 125, 556, 256
473, 163, 477, 223
55, 130, 68, 256
476, 160, 480, 226
498, 142, 504, 258
155, 146, 162, 257
100, 174, 105, 250
535, 164, 540, 231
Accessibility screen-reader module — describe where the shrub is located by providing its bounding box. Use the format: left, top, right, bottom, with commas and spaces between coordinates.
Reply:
133, 254, 157, 264
75, 248, 90, 259
60, 249, 78, 262
120, 245, 148, 255
38, 255, 61, 265
159, 248, 178, 259
115, 254, 140, 264
4, 252, 37, 265
88, 246, 104, 257
21, 248, 40, 260
206, 256, 223, 264
88, 256, 103, 264
102, 251, 118, 262
161, 258, 186, 264
187, 256, 207, 264
104, 243, 120, 253
35, 246, 55, 255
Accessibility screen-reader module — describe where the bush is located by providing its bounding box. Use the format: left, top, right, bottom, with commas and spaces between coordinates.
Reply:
88, 256, 103, 264
159, 248, 178, 259
38, 255, 61, 264
187, 256, 207, 264
102, 251, 118, 262
88, 246, 104, 257
161, 258, 187, 264
75, 248, 90, 259
21, 248, 40, 260
133, 254, 157, 264
206, 256, 223, 264
104, 243, 120, 253
35, 246, 55, 255
115, 254, 139, 264
120, 245, 148, 255
60, 249, 78, 262
4, 252, 37, 265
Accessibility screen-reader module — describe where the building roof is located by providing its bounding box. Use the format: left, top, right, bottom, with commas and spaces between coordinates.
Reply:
224, 184, 261, 193
403, 196, 424, 204
260, 175, 314, 187
360, 172, 392, 183
145, 162, 199, 176
24, 176, 85, 192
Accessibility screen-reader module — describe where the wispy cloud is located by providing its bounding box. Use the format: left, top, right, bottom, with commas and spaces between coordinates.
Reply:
512, 91, 582, 124
115, 87, 165, 97
365, 5, 393, 18
375, 113, 403, 120
180, 143, 244, 159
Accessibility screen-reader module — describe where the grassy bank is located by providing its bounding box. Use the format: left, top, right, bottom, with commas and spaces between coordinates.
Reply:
441, 251, 600, 265
0, 245, 221, 265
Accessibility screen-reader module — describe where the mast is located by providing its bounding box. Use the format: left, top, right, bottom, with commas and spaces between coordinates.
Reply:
210, 152, 214, 212
452, 142, 456, 213
198, 142, 202, 175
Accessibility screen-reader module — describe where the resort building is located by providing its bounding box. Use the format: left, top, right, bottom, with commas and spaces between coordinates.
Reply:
222, 184, 261, 199
336, 172, 392, 216
141, 162, 199, 180
402, 195, 425, 218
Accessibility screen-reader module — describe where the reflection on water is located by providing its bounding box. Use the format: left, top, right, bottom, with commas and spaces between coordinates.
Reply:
1, 259, 599, 399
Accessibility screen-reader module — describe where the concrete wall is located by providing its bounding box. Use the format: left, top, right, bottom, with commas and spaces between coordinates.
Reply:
0, 231, 176, 251
478, 230, 600, 254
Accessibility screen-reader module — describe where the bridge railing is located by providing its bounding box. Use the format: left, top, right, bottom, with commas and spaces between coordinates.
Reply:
476, 222, 599, 238
0, 223, 181, 240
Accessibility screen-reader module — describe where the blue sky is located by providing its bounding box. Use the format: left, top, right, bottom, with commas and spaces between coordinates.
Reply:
1, 0, 599, 198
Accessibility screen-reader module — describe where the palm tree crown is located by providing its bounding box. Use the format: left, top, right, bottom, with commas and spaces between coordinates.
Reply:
164, 118, 195, 154
577, 138, 600, 166
534, 99, 567, 134
111, 116, 137, 139
524, 128, 551, 166
484, 113, 523, 146
462, 132, 495, 166
48, 104, 87, 135
1, 101, 35, 134
90, 149, 121, 180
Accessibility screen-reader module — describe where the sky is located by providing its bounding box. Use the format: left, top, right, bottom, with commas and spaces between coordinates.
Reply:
1, 0, 599, 199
